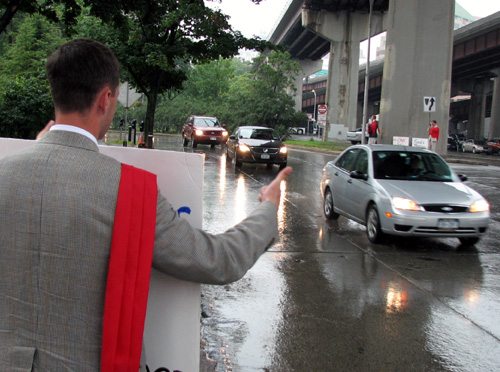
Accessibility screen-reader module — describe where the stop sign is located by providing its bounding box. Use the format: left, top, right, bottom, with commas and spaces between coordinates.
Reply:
318, 104, 327, 115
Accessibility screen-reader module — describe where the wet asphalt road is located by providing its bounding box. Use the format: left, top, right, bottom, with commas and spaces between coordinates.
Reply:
152, 135, 500, 371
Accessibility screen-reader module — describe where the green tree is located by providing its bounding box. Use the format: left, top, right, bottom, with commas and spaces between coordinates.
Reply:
0, 14, 65, 78
0, 75, 53, 138
74, 0, 268, 147
0, 14, 65, 138
222, 50, 302, 134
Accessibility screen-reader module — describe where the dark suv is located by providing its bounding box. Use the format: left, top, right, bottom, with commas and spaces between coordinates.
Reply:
181, 115, 228, 148
226, 126, 287, 169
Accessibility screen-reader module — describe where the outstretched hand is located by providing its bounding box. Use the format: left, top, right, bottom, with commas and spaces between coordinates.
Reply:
36, 120, 55, 140
259, 166, 293, 208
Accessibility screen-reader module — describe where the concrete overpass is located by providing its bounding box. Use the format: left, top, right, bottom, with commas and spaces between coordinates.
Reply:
270, 0, 500, 151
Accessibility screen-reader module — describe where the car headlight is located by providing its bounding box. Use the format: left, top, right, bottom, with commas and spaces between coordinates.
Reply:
222, 130, 228, 137
469, 199, 489, 213
195, 129, 204, 136
238, 144, 251, 153
392, 197, 423, 211
279, 146, 288, 154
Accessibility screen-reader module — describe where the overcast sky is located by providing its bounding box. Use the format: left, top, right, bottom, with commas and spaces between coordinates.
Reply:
206, 0, 500, 40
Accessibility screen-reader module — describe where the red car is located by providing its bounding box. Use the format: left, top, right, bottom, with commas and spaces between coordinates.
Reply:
484, 139, 500, 155
181, 115, 228, 148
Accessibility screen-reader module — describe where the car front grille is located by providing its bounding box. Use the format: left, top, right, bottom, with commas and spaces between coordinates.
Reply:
203, 130, 222, 136
414, 227, 477, 234
251, 147, 279, 155
421, 205, 468, 213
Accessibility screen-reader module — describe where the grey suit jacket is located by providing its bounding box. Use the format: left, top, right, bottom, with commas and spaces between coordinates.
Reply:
0, 130, 278, 371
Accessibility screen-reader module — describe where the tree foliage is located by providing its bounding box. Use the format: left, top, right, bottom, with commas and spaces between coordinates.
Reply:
75, 0, 269, 147
0, 14, 65, 138
120, 51, 306, 138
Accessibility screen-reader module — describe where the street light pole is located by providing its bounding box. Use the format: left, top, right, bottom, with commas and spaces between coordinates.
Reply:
312, 89, 317, 136
361, 0, 374, 145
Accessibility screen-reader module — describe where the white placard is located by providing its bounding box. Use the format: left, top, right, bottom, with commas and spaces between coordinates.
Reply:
392, 136, 410, 146
0, 138, 204, 372
412, 137, 429, 149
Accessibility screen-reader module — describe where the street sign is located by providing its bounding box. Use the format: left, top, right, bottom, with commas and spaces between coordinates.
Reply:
318, 104, 328, 115
119, 82, 143, 108
423, 96, 436, 112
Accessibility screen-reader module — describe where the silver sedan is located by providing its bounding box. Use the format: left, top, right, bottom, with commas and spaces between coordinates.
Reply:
320, 145, 490, 246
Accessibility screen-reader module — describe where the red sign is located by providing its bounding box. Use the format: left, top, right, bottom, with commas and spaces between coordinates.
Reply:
318, 105, 328, 115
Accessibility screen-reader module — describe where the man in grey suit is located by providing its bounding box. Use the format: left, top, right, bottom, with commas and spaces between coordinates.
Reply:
0, 39, 292, 370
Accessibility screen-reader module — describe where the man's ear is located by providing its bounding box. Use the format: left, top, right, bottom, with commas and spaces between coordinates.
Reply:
95, 86, 113, 114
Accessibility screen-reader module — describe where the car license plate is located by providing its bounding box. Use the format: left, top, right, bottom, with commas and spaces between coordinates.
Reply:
210, 137, 216, 141
261, 154, 270, 159
438, 219, 459, 230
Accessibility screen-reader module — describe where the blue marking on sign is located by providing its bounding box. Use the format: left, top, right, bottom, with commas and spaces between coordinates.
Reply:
177, 206, 191, 216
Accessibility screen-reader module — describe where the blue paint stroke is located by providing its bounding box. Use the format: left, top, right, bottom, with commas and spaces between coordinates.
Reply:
177, 206, 191, 216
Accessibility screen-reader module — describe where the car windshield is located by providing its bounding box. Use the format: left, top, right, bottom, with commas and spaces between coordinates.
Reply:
373, 151, 453, 181
239, 128, 274, 140
194, 117, 219, 127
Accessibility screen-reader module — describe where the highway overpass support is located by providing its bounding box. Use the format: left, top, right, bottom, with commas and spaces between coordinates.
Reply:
301, 0, 455, 153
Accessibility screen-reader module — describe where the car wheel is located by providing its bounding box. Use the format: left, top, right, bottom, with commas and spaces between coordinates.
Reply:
182, 137, 189, 147
366, 204, 384, 243
210, 144, 215, 149
458, 237, 480, 246
351, 141, 357, 145
323, 188, 339, 220
266, 163, 273, 169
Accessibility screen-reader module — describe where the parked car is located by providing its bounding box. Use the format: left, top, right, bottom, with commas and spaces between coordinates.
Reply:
226, 126, 288, 169
346, 127, 368, 144
320, 144, 490, 246
447, 134, 465, 151
484, 139, 500, 155
181, 115, 228, 148
288, 126, 306, 135
461, 139, 484, 154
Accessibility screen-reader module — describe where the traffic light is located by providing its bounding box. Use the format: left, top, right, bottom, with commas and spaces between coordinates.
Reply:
131, 119, 137, 130
140, 121, 144, 132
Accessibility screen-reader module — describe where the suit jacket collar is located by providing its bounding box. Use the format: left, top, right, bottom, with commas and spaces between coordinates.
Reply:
39, 130, 100, 153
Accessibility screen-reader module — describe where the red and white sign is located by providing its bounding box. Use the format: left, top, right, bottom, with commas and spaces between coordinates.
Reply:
318, 104, 328, 115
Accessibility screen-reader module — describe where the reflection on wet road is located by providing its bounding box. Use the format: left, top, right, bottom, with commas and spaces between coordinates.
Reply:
153, 136, 500, 371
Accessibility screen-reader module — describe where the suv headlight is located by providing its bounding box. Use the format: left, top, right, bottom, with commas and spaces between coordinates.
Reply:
195, 129, 204, 136
279, 146, 288, 154
238, 144, 251, 153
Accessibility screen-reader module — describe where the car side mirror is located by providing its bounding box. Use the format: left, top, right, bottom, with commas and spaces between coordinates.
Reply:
350, 170, 368, 181
229, 135, 236, 140
458, 174, 468, 182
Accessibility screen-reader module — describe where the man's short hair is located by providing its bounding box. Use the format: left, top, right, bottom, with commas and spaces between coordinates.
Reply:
46, 39, 120, 113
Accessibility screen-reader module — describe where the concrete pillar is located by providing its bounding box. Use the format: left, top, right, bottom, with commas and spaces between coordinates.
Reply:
488, 70, 500, 140
302, 11, 373, 137
378, 0, 454, 154
468, 79, 489, 140
293, 59, 323, 112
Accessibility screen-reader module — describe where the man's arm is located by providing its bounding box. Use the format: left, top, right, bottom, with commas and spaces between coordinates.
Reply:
152, 167, 293, 284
